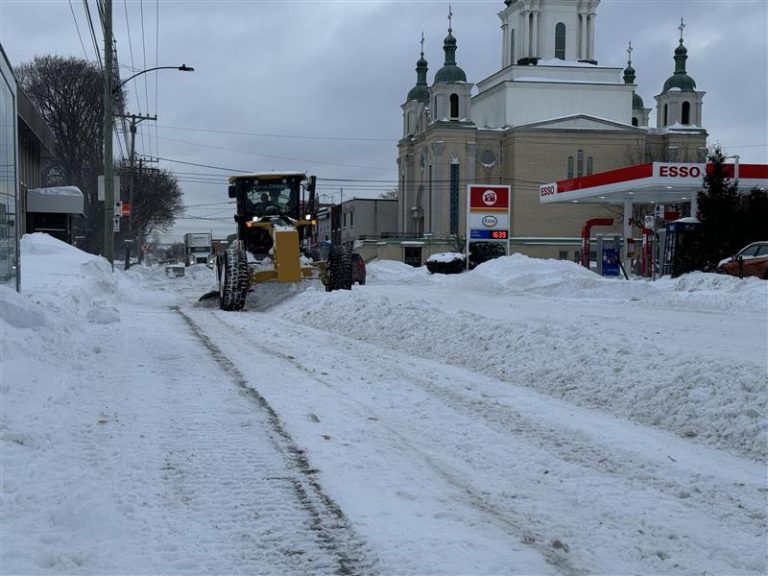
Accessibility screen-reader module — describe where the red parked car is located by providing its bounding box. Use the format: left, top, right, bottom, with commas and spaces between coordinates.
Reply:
717, 241, 768, 279
351, 253, 366, 285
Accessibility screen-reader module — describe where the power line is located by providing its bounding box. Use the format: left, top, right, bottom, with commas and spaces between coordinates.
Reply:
156, 135, 396, 172
68, 0, 90, 61
156, 123, 397, 143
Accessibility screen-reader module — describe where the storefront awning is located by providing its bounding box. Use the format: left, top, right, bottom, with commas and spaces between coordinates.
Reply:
27, 186, 85, 215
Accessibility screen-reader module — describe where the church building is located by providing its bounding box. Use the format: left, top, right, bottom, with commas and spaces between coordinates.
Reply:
394, 0, 707, 263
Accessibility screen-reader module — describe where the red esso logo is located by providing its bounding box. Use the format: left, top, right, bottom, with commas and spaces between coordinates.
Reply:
482, 189, 498, 206
659, 165, 702, 178
540, 184, 556, 196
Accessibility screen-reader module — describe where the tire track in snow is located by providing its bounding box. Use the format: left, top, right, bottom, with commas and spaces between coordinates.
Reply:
198, 308, 766, 575
196, 308, 586, 576
174, 306, 378, 576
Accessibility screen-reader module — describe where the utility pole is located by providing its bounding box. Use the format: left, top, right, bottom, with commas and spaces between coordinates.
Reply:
102, 0, 114, 269
118, 113, 156, 268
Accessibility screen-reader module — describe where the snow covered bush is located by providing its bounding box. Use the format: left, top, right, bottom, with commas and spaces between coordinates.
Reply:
426, 252, 466, 274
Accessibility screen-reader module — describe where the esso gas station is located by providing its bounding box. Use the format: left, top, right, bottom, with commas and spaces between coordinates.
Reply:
539, 161, 768, 277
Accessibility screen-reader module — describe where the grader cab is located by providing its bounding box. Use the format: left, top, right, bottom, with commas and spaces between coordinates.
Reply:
211, 171, 352, 311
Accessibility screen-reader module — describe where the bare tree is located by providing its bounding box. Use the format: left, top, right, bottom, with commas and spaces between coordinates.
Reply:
16, 55, 183, 257
379, 188, 399, 200
119, 164, 184, 241
16, 56, 104, 253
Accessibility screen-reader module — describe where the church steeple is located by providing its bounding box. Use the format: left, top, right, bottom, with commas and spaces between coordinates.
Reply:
622, 41, 636, 84
662, 17, 697, 93
624, 41, 649, 127
407, 33, 430, 104
434, 6, 467, 83
654, 18, 705, 129
429, 6, 474, 123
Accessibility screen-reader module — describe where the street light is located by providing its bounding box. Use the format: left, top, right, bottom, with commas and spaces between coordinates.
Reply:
114, 64, 194, 95
102, 52, 194, 268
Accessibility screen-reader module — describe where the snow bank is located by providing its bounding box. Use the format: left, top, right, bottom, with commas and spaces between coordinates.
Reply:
275, 256, 768, 460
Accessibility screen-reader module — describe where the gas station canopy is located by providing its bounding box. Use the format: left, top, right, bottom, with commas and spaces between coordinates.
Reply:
539, 162, 768, 205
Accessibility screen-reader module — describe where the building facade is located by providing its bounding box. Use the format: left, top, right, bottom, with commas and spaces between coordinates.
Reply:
0, 45, 19, 289
395, 0, 707, 264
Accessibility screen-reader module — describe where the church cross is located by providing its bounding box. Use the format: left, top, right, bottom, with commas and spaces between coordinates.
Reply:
679, 17, 686, 41
448, 5, 453, 32
627, 41, 633, 64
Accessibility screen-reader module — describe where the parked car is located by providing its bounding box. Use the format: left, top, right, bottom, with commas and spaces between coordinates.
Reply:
717, 241, 768, 279
351, 253, 366, 285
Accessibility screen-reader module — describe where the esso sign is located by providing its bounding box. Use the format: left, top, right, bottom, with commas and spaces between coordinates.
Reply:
540, 183, 557, 197
658, 164, 703, 179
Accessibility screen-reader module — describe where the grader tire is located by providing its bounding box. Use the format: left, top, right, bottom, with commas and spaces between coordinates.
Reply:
219, 248, 250, 311
328, 247, 353, 291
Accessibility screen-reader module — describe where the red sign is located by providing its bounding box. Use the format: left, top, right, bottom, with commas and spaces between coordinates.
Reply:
121, 202, 131, 217
469, 185, 509, 211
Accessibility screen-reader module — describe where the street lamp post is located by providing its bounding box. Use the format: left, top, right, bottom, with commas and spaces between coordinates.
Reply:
101, 1, 194, 269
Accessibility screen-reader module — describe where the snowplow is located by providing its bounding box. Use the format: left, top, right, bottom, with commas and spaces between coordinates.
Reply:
203, 171, 352, 311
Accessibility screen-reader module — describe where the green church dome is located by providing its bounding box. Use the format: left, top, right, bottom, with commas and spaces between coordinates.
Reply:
662, 39, 697, 93
434, 28, 467, 84
407, 52, 430, 103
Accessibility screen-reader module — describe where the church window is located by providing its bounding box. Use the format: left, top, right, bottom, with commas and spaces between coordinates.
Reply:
587, 157, 593, 175
450, 163, 460, 236
510, 29, 515, 65
555, 23, 566, 60
664, 104, 668, 126
632, 117, 639, 127
450, 94, 459, 119
577, 149, 584, 177
567, 156, 574, 179
682, 101, 691, 125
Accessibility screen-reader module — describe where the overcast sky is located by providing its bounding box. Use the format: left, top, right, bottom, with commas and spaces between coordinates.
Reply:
2, 0, 766, 242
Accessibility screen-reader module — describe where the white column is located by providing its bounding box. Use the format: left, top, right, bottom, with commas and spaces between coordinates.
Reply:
624, 199, 634, 272
531, 11, 539, 58
522, 11, 530, 58
579, 13, 587, 60
502, 23, 509, 68
587, 14, 595, 61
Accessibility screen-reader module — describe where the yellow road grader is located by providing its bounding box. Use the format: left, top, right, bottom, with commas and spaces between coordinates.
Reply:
207, 171, 352, 310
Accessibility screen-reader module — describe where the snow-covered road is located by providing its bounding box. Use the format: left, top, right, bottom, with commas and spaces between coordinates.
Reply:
2, 234, 766, 575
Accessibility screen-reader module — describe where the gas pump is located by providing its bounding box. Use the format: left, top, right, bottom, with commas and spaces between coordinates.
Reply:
596, 234, 621, 277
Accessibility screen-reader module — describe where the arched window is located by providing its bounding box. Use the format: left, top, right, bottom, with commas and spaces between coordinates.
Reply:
587, 157, 593, 175
450, 94, 459, 119
577, 149, 584, 177
567, 156, 574, 179
555, 23, 566, 60
682, 101, 691, 125
632, 117, 639, 127
664, 104, 668, 126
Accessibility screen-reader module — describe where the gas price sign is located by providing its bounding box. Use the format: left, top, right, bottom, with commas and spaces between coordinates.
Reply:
471, 229, 509, 240
467, 184, 511, 242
